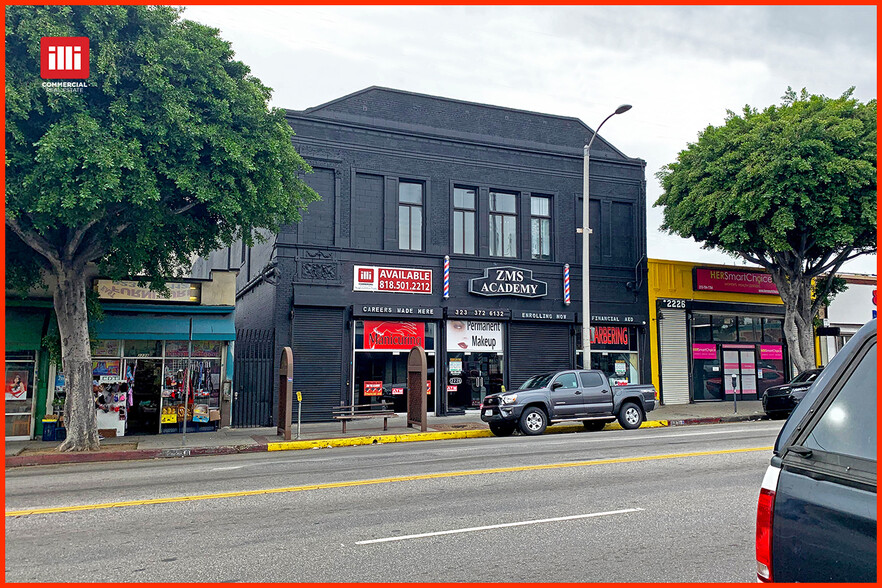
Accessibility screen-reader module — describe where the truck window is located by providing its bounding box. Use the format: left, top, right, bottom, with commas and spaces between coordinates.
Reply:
552, 373, 579, 389
802, 343, 876, 461
579, 372, 604, 387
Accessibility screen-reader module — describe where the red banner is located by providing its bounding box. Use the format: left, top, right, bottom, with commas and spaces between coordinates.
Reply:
363, 321, 425, 350
694, 268, 779, 295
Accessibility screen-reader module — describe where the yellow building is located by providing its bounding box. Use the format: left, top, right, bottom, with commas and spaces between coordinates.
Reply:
648, 259, 794, 405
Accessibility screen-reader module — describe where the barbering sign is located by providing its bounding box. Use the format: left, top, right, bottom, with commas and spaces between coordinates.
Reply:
354, 265, 432, 294
469, 266, 547, 298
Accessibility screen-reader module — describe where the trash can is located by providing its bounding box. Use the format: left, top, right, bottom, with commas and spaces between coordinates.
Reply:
41, 419, 57, 442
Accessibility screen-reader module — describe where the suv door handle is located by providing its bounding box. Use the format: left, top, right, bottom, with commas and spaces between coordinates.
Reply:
574, 391, 582, 395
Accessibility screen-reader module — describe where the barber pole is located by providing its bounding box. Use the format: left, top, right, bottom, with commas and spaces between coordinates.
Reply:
563, 264, 571, 306
443, 255, 450, 299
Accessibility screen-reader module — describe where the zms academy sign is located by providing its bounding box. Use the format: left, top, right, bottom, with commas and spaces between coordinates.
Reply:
469, 266, 547, 298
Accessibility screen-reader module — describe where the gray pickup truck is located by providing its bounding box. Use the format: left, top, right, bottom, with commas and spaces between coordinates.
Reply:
480, 369, 657, 436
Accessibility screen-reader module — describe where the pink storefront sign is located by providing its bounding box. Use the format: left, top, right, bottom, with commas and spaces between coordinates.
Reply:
692, 343, 717, 360
694, 268, 779, 295
760, 345, 783, 360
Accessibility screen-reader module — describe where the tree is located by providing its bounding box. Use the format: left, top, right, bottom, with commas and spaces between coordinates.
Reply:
5, 6, 319, 451
656, 88, 876, 373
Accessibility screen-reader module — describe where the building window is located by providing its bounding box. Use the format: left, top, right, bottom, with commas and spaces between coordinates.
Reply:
398, 181, 423, 251
763, 318, 784, 343
530, 195, 551, 260
692, 313, 713, 342
712, 315, 738, 342
489, 191, 517, 258
453, 186, 476, 255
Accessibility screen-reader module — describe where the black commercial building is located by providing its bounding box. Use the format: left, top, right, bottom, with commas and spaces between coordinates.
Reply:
193, 87, 650, 425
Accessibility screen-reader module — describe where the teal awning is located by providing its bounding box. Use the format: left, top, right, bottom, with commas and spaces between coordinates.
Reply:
94, 311, 235, 341
5, 309, 48, 351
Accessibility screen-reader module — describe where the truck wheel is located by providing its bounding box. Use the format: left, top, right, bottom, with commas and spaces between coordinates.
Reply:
489, 423, 515, 437
582, 420, 607, 432
518, 407, 547, 436
617, 402, 644, 430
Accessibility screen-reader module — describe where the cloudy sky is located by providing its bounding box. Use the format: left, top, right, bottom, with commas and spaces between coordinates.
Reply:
183, 5, 877, 274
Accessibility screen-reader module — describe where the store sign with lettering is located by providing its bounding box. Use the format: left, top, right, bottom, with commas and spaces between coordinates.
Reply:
364, 381, 383, 396
692, 343, 718, 360
589, 326, 637, 351
759, 345, 783, 360
363, 321, 425, 350
469, 266, 547, 298
354, 265, 432, 294
693, 268, 779, 295
446, 321, 504, 352
514, 310, 574, 322
95, 279, 201, 303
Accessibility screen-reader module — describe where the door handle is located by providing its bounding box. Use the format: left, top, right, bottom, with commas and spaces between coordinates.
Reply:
575, 391, 582, 395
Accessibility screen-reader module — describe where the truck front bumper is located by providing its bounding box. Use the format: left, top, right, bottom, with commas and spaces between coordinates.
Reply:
479, 405, 524, 424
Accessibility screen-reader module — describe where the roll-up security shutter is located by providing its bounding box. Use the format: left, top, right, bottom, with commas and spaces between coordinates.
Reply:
293, 307, 345, 422
509, 323, 571, 390
659, 308, 689, 404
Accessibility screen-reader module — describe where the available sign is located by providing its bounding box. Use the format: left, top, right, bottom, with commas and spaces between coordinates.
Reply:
446, 321, 503, 352
693, 268, 779, 295
469, 266, 547, 298
354, 265, 432, 294
363, 321, 426, 350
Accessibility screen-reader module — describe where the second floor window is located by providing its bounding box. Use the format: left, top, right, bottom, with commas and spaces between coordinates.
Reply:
489, 191, 517, 258
531, 195, 551, 260
398, 181, 423, 251
453, 187, 476, 255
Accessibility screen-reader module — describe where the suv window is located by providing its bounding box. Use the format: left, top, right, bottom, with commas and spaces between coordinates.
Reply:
802, 343, 876, 461
579, 372, 604, 387
553, 373, 579, 389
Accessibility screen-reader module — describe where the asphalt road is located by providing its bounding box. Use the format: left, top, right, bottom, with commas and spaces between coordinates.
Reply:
5, 421, 784, 582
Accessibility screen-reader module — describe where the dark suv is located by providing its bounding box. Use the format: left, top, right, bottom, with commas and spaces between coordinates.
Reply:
755, 319, 876, 582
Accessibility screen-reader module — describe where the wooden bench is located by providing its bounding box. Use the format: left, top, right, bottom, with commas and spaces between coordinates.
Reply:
332, 402, 397, 433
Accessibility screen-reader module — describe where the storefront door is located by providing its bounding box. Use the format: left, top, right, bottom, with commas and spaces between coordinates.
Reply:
723, 347, 758, 400
445, 320, 504, 412
5, 352, 37, 440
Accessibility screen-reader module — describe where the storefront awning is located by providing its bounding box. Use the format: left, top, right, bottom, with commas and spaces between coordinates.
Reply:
4, 309, 48, 351
94, 311, 235, 341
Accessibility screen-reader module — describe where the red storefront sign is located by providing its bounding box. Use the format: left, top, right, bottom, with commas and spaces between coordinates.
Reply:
354, 265, 432, 294
363, 321, 425, 350
694, 268, 779, 295
592, 326, 629, 346
364, 381, 383, 396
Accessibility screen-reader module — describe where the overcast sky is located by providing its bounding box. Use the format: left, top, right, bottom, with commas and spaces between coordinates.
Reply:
183, 5, 877, 275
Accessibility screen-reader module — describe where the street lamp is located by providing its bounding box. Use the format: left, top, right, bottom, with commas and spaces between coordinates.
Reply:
582, 104, 631, 369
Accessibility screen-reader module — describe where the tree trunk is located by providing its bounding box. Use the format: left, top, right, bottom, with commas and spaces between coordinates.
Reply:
54, 265, 100, 451
774, 275, 817, 375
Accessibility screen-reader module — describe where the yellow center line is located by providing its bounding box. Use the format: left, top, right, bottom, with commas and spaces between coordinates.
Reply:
6, 446, 773, 517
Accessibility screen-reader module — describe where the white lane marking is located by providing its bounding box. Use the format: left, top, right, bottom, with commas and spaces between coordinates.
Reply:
210, 466, 245, 471
354, 508, 644, 545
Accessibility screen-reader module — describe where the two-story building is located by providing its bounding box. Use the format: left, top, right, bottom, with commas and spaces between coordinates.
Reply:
193, 87, 650, 424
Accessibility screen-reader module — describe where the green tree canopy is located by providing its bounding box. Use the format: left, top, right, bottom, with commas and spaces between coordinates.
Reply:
5, 5, 319, 450
656, 88, 876, 372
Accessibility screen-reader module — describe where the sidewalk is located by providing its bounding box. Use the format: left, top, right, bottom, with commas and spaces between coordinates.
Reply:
5, 400, 766, 468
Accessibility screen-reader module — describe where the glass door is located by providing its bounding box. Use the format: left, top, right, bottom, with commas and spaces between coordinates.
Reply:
5, 352, 36, 440
723, 347, 759, 400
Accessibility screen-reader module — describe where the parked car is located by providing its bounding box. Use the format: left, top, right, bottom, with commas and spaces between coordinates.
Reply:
755, 319, 876, 582
480, 369, 657, 436
760, 367, 823, 419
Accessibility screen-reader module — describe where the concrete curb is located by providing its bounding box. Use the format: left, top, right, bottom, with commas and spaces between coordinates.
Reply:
666, 414, 768, 427
5, 444, 265, 468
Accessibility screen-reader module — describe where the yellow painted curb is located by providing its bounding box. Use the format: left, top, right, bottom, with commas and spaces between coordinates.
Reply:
267, 429, 493, 451
267, 420, 671, 451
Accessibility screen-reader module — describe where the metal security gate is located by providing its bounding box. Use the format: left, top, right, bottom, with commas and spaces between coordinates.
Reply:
292, 307, 345, 422
658, 309, 690, 404
508, 323, 572, 390
232, 329, 275, 427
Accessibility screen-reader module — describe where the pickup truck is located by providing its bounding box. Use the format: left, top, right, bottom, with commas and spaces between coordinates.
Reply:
480, 369, 657, 436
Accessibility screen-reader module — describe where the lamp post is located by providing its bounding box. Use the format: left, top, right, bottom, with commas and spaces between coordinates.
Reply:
582, 104, 631, 369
